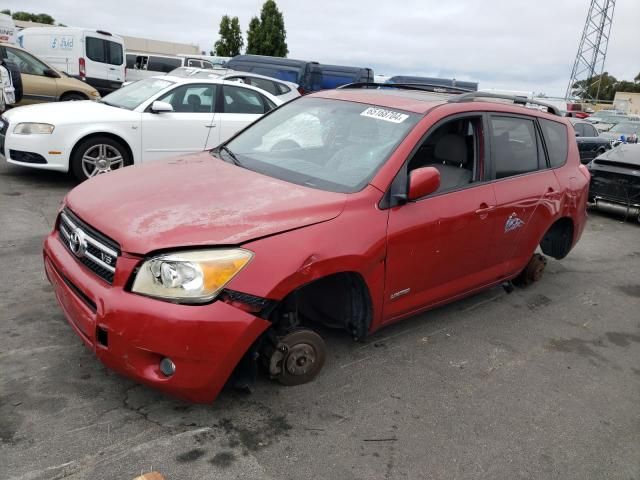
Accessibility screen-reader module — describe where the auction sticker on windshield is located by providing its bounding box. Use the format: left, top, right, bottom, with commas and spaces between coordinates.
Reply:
360, 107, 409, 123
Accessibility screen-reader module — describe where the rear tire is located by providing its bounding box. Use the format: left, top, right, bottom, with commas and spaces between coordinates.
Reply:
71, 136, 131, 182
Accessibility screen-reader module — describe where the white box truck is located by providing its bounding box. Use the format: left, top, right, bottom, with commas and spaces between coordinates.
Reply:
17, 27, 125, 95
0, 13, 16, 45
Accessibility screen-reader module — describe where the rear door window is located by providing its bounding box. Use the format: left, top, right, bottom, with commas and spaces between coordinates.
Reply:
187, 59, 203, 68
147, 56, 182, 73
490, 116, 541, 179
246, 76, 279, 95
583, 123, 598, 137
222, 85, 272, 114
539, 119, 568, 168
573, 123, 585, 136
86, 37, 123, 65
126, 54, 136, 69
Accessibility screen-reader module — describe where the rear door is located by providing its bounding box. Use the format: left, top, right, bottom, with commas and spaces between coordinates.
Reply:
140, 82, 219, 161
84, 35, 124, 90
218, 83, 275, 143
488, 114, 561, 276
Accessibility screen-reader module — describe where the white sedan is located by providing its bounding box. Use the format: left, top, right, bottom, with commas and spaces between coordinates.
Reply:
0, 74, 283, 181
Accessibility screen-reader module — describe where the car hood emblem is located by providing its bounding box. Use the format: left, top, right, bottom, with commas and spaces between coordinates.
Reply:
69, 227, 87, 258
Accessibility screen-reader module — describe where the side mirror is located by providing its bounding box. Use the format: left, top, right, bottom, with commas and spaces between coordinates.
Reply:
43, 68, 60, 78
150, 100, 174, 113
408, 167, 441, 201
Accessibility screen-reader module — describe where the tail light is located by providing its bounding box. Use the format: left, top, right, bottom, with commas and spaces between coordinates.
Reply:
79, 57, 86, 80
297, 86, 305, 95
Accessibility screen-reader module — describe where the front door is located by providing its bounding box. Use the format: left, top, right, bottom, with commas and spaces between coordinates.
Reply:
384, 114, 500, 322
140, 83, 218, 161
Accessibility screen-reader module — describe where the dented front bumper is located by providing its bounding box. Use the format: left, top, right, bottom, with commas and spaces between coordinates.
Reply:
43, 232, 270, 403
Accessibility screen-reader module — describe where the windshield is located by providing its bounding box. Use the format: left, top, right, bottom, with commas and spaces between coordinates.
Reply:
610, 123, 640, 134
222, 97, 420, 193
100, 78, 175, 110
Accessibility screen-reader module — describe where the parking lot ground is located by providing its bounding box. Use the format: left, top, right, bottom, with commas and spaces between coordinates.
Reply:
1, 161, 639, 480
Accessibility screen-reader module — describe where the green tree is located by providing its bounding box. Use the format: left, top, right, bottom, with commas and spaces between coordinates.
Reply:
635, 72, 640, 83
1, 9, 11, 15
34, 13, 55, 24
214, 15, 244, 57
246, 17, 262, 54
9, 11, 55, 24
571, 73, 640, 101
245, 0, 288, 57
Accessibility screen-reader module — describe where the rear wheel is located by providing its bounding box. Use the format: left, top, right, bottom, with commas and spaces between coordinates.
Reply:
71, 136, 131, 182
513, 253, 547, 287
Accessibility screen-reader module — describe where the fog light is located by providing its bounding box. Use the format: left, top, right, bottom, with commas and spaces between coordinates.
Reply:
159, 357, 176, 376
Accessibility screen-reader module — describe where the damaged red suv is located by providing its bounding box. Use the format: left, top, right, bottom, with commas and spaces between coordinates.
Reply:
43, 85, 590, 403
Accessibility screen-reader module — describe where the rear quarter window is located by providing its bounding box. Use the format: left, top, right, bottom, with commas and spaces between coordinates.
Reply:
540, 119, 568, 168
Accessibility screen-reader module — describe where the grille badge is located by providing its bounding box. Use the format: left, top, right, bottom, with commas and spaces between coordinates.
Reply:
69, 227, 87, 258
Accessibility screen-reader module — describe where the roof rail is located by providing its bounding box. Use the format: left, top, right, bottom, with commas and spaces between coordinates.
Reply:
338, 82, 475, 95
448, 92, 561, 116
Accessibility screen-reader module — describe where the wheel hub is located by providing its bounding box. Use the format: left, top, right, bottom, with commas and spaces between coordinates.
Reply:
285, 343, 316, 376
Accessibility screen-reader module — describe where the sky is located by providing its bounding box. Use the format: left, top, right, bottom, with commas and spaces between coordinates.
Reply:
10, 0, 640, 97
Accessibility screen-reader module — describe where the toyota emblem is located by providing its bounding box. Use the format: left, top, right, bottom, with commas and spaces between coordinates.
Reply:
69, 228, 87, 258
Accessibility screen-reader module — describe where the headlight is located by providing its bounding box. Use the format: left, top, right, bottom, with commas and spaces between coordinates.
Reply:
13, 123, 55, 135
131, 249, 253, 304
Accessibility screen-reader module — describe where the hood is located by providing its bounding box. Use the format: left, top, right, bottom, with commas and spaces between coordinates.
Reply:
591, 144, 640, 170
65, 153, 347, 254
3, 100, 135, 124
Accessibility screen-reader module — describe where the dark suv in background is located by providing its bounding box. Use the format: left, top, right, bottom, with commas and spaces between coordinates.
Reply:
226, 54, 373, 93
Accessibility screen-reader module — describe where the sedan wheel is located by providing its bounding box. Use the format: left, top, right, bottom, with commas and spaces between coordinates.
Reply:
71, 136, 131, 182
81, 144, 124, 178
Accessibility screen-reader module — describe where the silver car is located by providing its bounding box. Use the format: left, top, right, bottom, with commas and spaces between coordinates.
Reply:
168, 67, 301, 103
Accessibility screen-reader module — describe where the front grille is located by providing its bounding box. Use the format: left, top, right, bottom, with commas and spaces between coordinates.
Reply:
58, 209, 120, 284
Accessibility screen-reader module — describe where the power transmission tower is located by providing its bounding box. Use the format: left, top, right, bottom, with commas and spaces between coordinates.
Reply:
565, 0, 616, 101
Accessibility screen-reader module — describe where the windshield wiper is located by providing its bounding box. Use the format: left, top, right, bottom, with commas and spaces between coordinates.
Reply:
217, 145, 243, 167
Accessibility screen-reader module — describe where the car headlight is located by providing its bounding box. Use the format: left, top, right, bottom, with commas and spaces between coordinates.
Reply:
13, 123, 55, 135
131, 249, 253, 304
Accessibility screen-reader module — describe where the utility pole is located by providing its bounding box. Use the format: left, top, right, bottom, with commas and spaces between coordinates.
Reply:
565, 0, 616, 101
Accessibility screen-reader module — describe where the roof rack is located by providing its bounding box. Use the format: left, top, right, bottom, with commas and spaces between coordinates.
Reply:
448, 92, 561, 116
338, 82, 474, 95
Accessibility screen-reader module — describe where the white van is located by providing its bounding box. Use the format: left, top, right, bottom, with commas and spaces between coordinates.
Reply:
17, 27, 125, 95
0, 14, 16, 45
125, 52, 227, 82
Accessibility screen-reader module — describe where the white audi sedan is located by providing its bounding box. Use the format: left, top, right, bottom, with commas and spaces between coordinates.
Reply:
0, 74, 282, 181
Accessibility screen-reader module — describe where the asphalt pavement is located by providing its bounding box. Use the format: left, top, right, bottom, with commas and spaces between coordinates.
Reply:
1, 160, 639, 480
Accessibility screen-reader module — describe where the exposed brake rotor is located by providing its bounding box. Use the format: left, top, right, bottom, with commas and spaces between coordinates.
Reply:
268, 329, 326, 386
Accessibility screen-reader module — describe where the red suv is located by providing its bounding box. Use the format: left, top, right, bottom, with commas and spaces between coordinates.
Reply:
43, 85, 590, 403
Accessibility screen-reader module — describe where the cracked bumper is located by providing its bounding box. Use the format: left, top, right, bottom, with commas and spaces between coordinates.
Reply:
43, 232, 270, 403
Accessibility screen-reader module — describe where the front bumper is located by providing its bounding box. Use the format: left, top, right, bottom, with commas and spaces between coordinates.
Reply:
43, 232, 270, 403
3, 127, 69, 171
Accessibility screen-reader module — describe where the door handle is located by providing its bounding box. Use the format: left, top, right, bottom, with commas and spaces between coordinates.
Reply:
475, 203, 496, 214
205, 125, 216, 128
109, 67, 116, 71
543, 188, 558, 198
